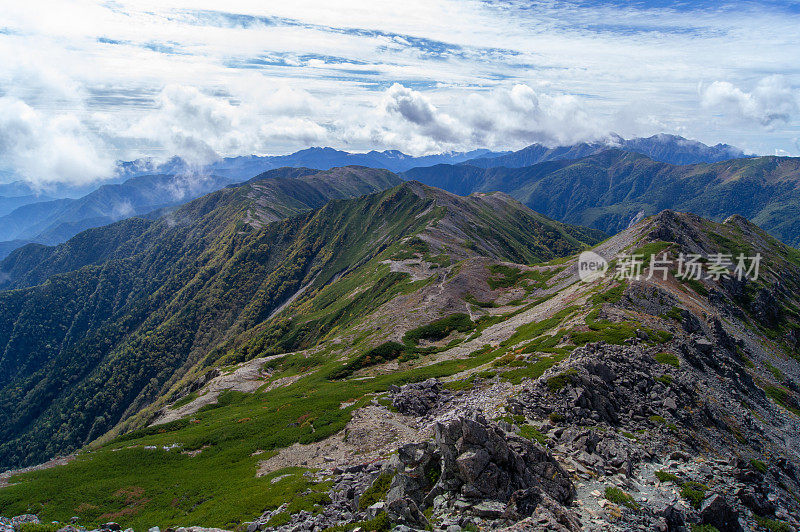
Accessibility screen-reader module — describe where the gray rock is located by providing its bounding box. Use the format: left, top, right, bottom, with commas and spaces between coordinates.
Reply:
737, 487, 776, 517
11, 516, 40, 528
365, 502, 385, 520
659, 503, 686, 532
699, 494, 742, 532
390, 379, 449, 416
386, 498, 428, 529
471, 501, 505, 518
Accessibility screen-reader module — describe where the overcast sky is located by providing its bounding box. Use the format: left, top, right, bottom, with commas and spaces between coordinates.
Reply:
1, 0, 799, 185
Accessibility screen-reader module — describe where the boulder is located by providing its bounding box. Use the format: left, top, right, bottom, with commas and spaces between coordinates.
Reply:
737, 487, 776, 516
699, 494, 742, 532
390, 379, 449, 416
433, 412, 574, 506
386, 498, 429, 529
659, 503, 686, 532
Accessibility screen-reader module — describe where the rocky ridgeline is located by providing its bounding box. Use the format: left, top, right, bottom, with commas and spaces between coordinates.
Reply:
508, 340, 800, 530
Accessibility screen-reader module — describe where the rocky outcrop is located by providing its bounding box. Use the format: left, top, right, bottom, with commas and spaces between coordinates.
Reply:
389, 378, 450, 416
383, 412, 575, 528
510, 343, 695, 429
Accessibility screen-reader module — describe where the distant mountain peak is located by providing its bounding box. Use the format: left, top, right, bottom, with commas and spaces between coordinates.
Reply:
463, 134, 748, 168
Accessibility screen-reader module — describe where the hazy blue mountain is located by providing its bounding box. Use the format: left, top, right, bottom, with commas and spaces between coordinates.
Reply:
117, 147, 509, 181
0, 195, 56, 217
0, 150, 507, 257
0, 135, 746, 258
463, 134, 748, 168
0, 174, 237, 254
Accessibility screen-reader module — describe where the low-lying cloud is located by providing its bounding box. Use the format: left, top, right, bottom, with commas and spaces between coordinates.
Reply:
0, 97, 115, 187
700, 76, 799, 127
351, 83, 604, 155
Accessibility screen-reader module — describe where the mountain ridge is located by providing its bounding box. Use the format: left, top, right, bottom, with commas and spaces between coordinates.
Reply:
404, 149, 800, 246
0, 134, 750, 258
0, 169, 601, 470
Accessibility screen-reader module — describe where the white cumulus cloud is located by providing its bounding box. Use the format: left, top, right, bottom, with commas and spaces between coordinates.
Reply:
700, 75, 799, 127
124, 84, 329, 165
344, 83, 604, 155
0, 97, 115, 187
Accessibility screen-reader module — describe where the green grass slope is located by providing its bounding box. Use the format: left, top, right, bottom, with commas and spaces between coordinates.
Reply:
0, 175, 599, 471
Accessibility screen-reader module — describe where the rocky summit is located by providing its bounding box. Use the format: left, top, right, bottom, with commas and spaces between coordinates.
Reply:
0, 168, 799, 532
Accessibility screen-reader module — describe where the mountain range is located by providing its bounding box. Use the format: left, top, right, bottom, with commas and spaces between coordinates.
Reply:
0, 162, 797, 532
0, 134, 752, 259
405, 149, 800, 246
0, 166, 602, 469
463, 133, 747, 168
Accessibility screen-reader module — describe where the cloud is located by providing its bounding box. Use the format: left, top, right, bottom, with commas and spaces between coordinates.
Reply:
2, 0, 800, 181
0, 97, 115, 187
125, 84, 328, 165
458, 84, 603, 147
382, 83, 461, 143
346, 83, 604, 154
700, 76, 799, 127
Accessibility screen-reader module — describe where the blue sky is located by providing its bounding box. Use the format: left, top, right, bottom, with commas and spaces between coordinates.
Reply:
0, 0, 799, 185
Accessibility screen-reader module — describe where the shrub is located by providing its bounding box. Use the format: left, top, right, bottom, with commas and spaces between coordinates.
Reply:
403, 314, 474, 345
546, 369, 578, 392
330, 342, 409, 380
750, 459, 768, 474
654, 352, 680, 367
656, 374, 674, 385
655, 470, 683, 485
604, 486, 639, 510
20, 525, 60, 532
680, 481, 708, 509
755, 517, 791, 532
519, 425, 547, 445
358, 471, 395, 511
690, 525, 720, 532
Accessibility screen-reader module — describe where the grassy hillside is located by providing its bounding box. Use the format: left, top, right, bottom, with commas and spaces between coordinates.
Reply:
0, 173, 599, 471
0, 166, 400, 291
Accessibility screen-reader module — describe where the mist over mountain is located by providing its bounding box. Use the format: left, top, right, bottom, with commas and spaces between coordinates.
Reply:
0, 135, 749, 259
0, 174, 238, 252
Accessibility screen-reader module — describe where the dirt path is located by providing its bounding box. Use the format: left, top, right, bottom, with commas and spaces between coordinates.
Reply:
151, 354, 284, 426
0, 454, 75, 488
257, 405, 427, 475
